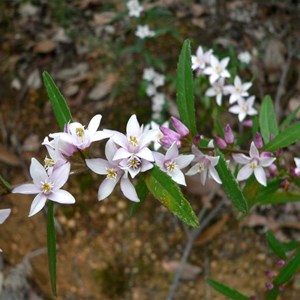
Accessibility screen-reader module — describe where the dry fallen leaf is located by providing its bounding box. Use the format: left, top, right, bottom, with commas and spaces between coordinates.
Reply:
93, 12, 116, 26
0, 145, 21, 166
33, 39, 56, 54
162, 260, 202, 280
88, 74, 117, 101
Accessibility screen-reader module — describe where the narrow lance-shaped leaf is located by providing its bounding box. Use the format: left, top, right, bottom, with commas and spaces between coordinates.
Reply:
259, 95, 278, 143
207, 279, 249, 300
47, 201, 57, 296
42, 71, 73, 130
263, 121, 300, 152
266, 231, 287, 260
0, 174, 12, 196
176, 39, 197, 136
215, 149, 248, 215
280, 103, 300, 129
144, 166, 199, 228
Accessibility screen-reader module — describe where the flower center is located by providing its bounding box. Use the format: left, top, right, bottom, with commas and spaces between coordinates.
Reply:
128, 156, 141, 170
198, 158, 209, 172
213, 86, 221, 94
106, 168, 117, 180
44, 157, 55, 169
250, 159, 258, 170
214, 65, 221, 73
41, 181, 53, 194
76, 127, 85, 138
129, 135, 138, 147
165, 160, 176, 172
240, 103, 248, 113
236, 86, 241, 94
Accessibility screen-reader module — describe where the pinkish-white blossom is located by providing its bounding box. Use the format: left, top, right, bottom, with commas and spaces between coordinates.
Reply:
225, 76, 252, 104
192, 46, 213, 74
127, 0, 143, 18
135, 25, 155, 39
205, 78, 227, 106
204, 55, 230, 84
228, 96, 257, 122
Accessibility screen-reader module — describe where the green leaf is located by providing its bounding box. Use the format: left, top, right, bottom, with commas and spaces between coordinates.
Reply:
273, 249, 300, 286
176, 39, 197, 136
129, 177, 148, 215
254, 191, 300, 206
265, 287, 279, 300
215, 149, 248, 215
266, 231, 287, 259
282, 241, 300, 252
263, 121, 300, 152
259, 95, 278, 143
0, 174, 12, 196
42, 71, 73, 130
207, 279, 249, 300
144, 166, 199, 227
47, 201, 57, 296
280, 104, 300, 129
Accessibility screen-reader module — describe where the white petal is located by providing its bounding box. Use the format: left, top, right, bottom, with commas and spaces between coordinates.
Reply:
248, 107, 258, 116
0, 209, 11, 224
105, 139, 118, 162
234, 76, 241, 86
294, 158, 300, 168
243, 82, 252, 91
205, 88, 216, 97
221, 57, 230, 68
247, 96, 256, 107
175, 155, 195, 169
120, 177, 139, 202
249, 142, 259, 158
186, 164, 200, 176
232, 153, 251, 164
254, 166, 267, 186
200, 169, 208, 185
209, 166, 222, 184
111, 132, 128, 149
86, 158, 111, 175
238, 111, 247, 122
141, 160, 153, 172
91, 130, 111, 142
216, 93, 223, 106
87, 114, 102, 134
126, 114, 140, 137
228, 105, 240, 114
259, 157, 276, 167
48, 189, 75, 204
136, 147, 154, 161
29, 194, 47, 217
221, 70, 230, 78
30, 158, 47, 185
12, 183, 40, 194
207, 155, 219, 166
113, 148, 132, 160
98, 177, 119, 200
237, 164, 253, 181
165, 142, 178, 160
210, 73, 219, 84
51, 162, 71, 190
171, 170, 186, 186
153, 152, 165, 168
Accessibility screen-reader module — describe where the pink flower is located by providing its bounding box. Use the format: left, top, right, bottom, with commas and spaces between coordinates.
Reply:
12, 158, 75, 216
232, 142, 276, 186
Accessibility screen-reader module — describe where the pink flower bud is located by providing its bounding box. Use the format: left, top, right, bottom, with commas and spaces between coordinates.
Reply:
193, 135, 201, 145
242, 119, 253, 127
214, 136, 227, 149
250, 296, 257, 300
254, 132, 263, 149
160, 127, 181, 140
265, 270, 273, 278
265, 282, 274, 290
170, 117, 189, 136
224, 124, 234, 144
278, 260, 286, 268
261, 151, 272, 157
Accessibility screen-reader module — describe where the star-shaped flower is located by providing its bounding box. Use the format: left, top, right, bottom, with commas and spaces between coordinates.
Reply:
153, 142, 194, 186
191, 46, 212, 73
225, 76, 252, 104
294, 158, 300, 177
127, 0, 143, 18
12, 158, 75, 217
232, 142, 276, 186
135, 25, 155, 39
204, 55, 230, 84
205, 78, 227, 106
228, 96, 257, 122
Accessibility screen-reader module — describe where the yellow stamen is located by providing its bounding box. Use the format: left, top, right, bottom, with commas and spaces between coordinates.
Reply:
76, 127, 85, 138
128, 157, 141, 169
129, 135, 138, 147
42, 182, 53, 193
106, 168, 117, 180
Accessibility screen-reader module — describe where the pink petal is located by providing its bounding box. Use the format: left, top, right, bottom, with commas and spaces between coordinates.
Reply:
237, 164, 253, 181
120, 177, 139, 202
153, 152, 165, 168
0, 209, 11, 224
232, 153, 251, 164
254, 166, 267, 186
87, 114, 102, 134
30, 158, 48, 185
13, 183, 41, 194
29, 194, 47, 217
48, 189, 75, 204
51, 162, 70, 190
200, 169, 208, 185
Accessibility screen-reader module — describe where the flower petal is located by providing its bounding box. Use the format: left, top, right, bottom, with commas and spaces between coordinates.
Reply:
29, 194, 47, 217
105, 139, 118, 162
170, 169, 186, 186
12, 183, 41, 194
113, 148, 132, 160
237, 164, 253, 181
209, 166, 222, 184
165, 142, 179, 160
249, 142, 259, 158
254, 166, 267, 186
91, 130, 111, 142
260, 157, 276, 167
232, 153, 251, 164
126, 114, 140, 137
98, 177, 119, 200
48, 189, 75, 204
136, 147, 154, 161
51, 162, 71, 190
120, 177, 139, 202
0, 209, 11, 224
88, 114, 101, 133
86, 158, 111, 175
175, 154, 195, 169
186, 164, 200, 176
30, 158, 48, 185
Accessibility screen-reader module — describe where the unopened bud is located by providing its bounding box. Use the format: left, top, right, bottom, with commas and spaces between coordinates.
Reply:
265, 282, 274, 290
265, 270, 273, 278
261, 151, 272, 157
224, 124, 234, 144
254, 132, 263, 149
214, 136, 227, 149
242, 119, 253, 127
278, 260, 286, 268
170, 117, 189, 136
193, 135, 201, 145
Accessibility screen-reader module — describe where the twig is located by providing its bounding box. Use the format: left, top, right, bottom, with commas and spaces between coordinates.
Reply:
166, 196, 227, 300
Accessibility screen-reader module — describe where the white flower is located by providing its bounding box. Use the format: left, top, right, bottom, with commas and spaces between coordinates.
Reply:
50, 114, 110, 151
204, 55, 230, 84
135, 25, 155, 39
127, 0, 143, 18
152, 93, 165, 112
294, 158, 300, 177
143, 68, 156, 81
153, 73, 165, 87
238, 51, 251, 64
232, 142, 276, 186
0, 209, 11, 224
146, 84, 157, 97
12, 158, 75, 217
225, 76, 252, 104
191, 46, 213, 72
228, 96, 257, 122
186, 145, 222, 185
86, 139, 139, 202
154, 142, 194, 186
205, 78, 226, 106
